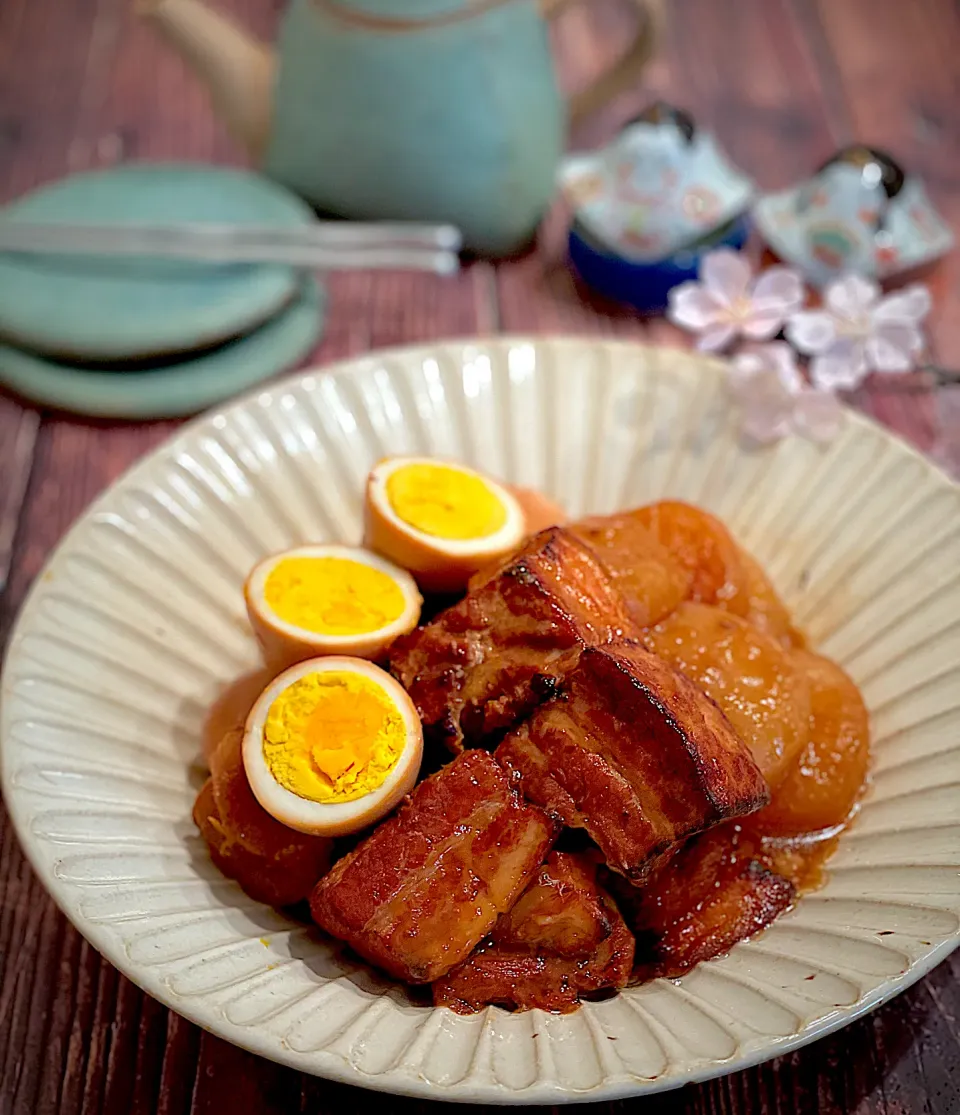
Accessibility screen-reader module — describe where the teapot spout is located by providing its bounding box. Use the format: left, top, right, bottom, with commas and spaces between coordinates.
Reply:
139, 0, 275, 161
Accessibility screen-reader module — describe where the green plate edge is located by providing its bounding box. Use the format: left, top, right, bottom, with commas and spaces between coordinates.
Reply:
0, 277, 325, 421
0, 163, 316, 362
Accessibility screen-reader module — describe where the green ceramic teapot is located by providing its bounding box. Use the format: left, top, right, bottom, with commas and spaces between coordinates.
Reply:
140, 0, 662, 256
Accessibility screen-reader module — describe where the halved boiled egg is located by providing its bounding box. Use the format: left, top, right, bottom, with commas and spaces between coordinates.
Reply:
245, 545, 422, 672
364, 457, 526, 593
242, 656, 424, 836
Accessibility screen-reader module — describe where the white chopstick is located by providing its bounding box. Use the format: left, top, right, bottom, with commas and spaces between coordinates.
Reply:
0, 220, 463, 275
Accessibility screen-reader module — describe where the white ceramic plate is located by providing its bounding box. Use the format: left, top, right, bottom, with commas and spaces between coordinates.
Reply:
2, 338, 959, 1105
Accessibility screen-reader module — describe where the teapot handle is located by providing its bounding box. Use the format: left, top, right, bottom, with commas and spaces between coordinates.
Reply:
541, 0, 664, 127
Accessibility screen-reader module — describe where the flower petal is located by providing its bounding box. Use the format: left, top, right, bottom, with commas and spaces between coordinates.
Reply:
739, 395, 795, 444
809, 339, 870, 390
728, 351, 764, 397
876, 317, 924, 355
786, 311, 837, 355
825, 273, 880, 321
792, 389, 845, 443
667, 282, 725, 331
864, 323, 920, 373
751, 267, 806, 314
695, 322, 738, 352
872, 283, 932, 326
733, 342, 802, 391
729, 343, 804, 444
763, 341, 804, 392
700, 249, 752, 307
741, 308, 789, 340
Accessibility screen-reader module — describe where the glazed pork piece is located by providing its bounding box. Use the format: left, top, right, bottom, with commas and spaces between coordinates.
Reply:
310, 751, 557, 983
622, 828, 796, 979
389, 526, 635, 751
497, 643, 769, 883
434, 852, 634, 1013
492, 849, 613, 958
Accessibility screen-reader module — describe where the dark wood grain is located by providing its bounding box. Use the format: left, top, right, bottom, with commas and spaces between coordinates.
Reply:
807, 0, 960, 471
0, 401, 38, 596
0, 0, 958, 1112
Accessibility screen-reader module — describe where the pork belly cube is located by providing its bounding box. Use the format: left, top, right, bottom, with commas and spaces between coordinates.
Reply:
497, 643, 769, 884
433, 852, 634, 1014
309, 751, 557, 983
621, 829, 796, 978
491, 850, 611, 958
389, 526, 635, 751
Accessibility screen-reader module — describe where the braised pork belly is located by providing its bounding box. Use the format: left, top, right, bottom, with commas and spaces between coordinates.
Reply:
197, 478, 870, 1014
497, 643, 769, 884
620, 828, 796, 979
490, 849, 612, 958
433, 852, 634, 1013
310, 750, 557, 983
389, 526, 635, 751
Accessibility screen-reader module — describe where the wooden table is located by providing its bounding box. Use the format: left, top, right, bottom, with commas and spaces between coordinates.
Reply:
1, 1, 959, 1111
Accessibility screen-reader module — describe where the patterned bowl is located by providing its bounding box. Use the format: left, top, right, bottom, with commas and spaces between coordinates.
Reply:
2, 338, 958, 1104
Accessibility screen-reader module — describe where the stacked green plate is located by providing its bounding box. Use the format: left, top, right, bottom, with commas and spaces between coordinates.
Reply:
0, 164, 326, 419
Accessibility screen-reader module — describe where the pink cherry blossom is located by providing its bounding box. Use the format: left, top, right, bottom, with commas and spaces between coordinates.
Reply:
728, 343, 844, 445
785, 274, 931, 391
668, 248, 805, 352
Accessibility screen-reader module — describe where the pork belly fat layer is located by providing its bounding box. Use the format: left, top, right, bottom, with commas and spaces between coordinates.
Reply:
389, 526, 635, 750
434, 852, 635, 1014
309, 750, 557, 983
497, 643, 769, 883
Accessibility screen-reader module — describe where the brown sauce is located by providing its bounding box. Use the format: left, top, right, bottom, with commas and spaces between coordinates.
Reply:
728, 820, 841, 894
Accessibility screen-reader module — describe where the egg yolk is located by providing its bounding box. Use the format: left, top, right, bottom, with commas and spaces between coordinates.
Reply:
385, 463, 507, 540
264, 556, 406, 635
263, 671, 406, 803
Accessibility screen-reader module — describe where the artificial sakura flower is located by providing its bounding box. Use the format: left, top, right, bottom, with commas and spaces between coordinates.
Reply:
786, 274, 931, 391
728, 342, 844, 445
668, 248, 805, 352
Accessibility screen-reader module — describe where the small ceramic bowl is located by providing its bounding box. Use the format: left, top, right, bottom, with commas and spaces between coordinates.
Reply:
568, 214, 750, 313
560, 103, 755, 265
754, 145, 954, 286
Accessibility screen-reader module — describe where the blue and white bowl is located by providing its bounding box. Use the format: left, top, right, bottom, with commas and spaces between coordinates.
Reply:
754, 145, 954, 286
568, 213, 750, 314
